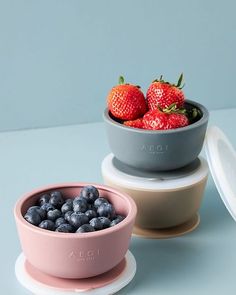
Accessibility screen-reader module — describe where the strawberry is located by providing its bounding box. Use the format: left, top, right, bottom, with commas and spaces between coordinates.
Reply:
146, 73, 185, 110
107, 76, 147, 120
124, 118, 144, 129
143, 107, 189, 130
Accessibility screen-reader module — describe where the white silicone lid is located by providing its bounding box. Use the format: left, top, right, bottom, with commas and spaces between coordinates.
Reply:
102, 154, 208, 190
205, 126, 236, 222
15, 251, 136, 295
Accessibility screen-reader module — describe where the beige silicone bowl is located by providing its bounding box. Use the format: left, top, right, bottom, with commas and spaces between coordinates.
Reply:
102, 154, 208, 229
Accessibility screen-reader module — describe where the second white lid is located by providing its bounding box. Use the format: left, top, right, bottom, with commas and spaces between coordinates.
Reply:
102, 154, 208, 191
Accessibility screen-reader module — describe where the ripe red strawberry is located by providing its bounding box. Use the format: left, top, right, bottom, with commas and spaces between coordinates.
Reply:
124, 118, 144, 129
146, 73, 185, 110
143, 108, 189, 130
107, 76, 147, 120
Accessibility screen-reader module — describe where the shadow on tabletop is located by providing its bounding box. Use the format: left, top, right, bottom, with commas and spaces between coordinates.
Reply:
117, 181, 234, 294
117, 237, 205, 294
198, 181, 233, 234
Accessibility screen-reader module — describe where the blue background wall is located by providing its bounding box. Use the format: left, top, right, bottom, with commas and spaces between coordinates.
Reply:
0, 0, 235, 131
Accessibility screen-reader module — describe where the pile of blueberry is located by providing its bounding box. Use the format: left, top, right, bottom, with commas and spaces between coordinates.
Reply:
24, 185, 125, 233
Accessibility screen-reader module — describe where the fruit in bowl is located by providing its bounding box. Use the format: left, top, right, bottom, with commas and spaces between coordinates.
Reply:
107, 74, 201, 130
23, 185, 125, 233
103, 74, 209, 171
107, 76, 147, 121
14, 183, 137, 279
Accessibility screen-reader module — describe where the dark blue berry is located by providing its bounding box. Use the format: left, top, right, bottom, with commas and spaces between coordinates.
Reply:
74, 195, 87, 201
115, 215, 125, 222
97, 203, 115, 219
94, 197, 109, 209
76, 224, 95, 233
85, 209, 97, 220
39, 220, 55, 231
27, 206, 46, 219
69, 213, 89, 228
41, 203, 55, 212
65, 198, 73, 205
110, 215, 125, 227
64, 210, 73, 222
87, 204, 96, 211
61, 202, 73, 214
73, 199, 88, 213
73, 196, 87, 206
24, 211, 41, 226
38, 194, 50, 206
79, 185, 99, 204
49, 191, 64, 208
56, 224, 74, 233
47, 209, 62, 221
55, 217, 67, 227
89, 218, 103, 230
98, 217, 111, 229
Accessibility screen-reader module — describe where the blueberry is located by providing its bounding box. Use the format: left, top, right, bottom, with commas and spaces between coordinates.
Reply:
73, 199, 88, 213
76, 224, 95, 233
97, 203, 115, 219
85, 209, 97, 220
55, 217, 67, 227
79, 185, 99, 204
56, 224, 74, 233
87, 204, 96, 211
110, 215, 125, 227
94, 197, 109, 209
61, 202, 73, 214
47, 209, 62, 221
98, 217, 111, 229
41, 203, 55, 212
112, 215, 125, 222
64, 210, 73, 222
65, 198, 73, 205
73, 196, 87, 206
89, 218, 103, 230
39, 220, 55, 231
24, 211, 41, 226
69, 213, 89, 228
49, 191, 64, 208
27, 206, 46, 219
38, 194, 50, 206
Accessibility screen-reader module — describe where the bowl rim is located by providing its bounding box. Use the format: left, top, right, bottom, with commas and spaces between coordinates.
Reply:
103, 99, 209, 134
14, 182, 137, 239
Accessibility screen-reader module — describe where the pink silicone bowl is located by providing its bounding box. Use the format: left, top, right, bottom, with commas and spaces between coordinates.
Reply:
14, 182, 137, 279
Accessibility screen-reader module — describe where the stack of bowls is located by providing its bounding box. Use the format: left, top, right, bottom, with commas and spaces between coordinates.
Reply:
102, 99, 209, 233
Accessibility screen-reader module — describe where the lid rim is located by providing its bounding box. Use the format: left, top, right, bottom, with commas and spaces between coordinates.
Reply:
102, 154, 209, 191
205, 126, 236, 222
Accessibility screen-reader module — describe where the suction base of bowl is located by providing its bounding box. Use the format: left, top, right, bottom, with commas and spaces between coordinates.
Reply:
132, 213, 200, 239
15, 251, 136, 295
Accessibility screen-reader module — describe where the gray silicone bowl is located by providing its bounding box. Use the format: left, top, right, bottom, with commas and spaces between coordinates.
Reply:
103, 100, 209, 171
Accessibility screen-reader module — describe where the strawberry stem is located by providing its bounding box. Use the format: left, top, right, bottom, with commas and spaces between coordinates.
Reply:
176, 73, 183, 88
162, 103, 187, 115
191, 108, 199, 119
119, 76, 125, 85
152, 73, 185, 89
